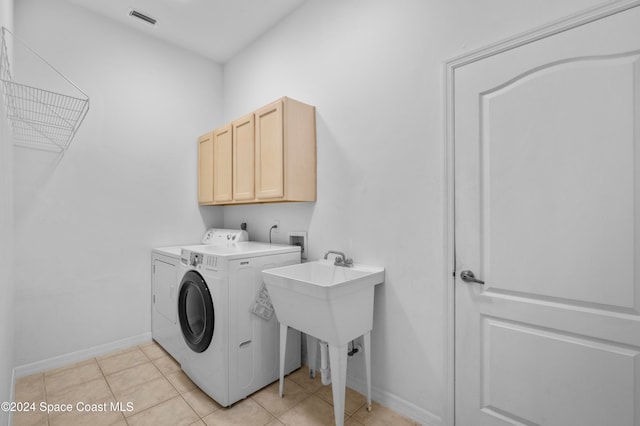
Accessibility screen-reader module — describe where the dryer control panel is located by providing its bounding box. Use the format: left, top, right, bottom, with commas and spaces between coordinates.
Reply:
201, 228, 249, 244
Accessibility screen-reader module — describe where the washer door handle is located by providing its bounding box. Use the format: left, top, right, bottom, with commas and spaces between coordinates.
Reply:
460, 270, 485, 285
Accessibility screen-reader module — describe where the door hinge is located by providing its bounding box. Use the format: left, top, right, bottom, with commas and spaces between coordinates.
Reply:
152, 294, 155, 304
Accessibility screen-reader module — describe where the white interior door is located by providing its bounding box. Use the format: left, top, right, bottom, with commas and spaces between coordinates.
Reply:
454, 5, 640, 425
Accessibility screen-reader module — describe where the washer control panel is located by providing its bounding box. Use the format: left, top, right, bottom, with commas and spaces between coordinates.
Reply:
189, 252, 202, 267
181, 250, 219, 271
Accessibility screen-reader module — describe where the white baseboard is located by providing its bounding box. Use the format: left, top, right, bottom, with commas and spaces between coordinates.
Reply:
14, 333, 152, 378
346, 374, 442, 426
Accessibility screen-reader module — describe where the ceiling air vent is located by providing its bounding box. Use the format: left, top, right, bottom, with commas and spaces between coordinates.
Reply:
129, 9, 157, 26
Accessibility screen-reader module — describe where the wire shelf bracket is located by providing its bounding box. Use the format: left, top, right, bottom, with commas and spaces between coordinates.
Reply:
0, 27, 89, 152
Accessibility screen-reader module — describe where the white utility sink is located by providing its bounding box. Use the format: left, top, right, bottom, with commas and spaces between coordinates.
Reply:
263, 260, 384, 344
264, 259, 383, 294
263, 259, 384, 426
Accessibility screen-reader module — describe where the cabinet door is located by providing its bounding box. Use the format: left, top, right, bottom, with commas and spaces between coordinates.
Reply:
255, 100, 284, 200
233, 114, 255, 201
213, 125, 233, 203
198, 132, 214, 204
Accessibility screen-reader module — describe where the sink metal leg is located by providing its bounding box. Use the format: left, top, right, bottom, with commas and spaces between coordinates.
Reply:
328, 343, 348, 426
363, 331, 372, 411
279, 323, 288, 398
306, 334, 318, 379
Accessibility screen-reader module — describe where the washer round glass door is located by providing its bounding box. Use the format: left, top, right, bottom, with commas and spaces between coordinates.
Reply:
178, 271, 214, 353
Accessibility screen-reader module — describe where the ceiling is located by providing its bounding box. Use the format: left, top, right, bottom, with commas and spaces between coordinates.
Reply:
64, 0, 307, 63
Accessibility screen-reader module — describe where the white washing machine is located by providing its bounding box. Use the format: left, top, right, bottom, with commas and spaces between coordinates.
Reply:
151, 229, 249, 361
177, 242, 302, 407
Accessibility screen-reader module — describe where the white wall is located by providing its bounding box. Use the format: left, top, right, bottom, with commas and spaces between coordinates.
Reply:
13, 0, 224, 369
222, 0, 606, 423
0, 0, 14, 420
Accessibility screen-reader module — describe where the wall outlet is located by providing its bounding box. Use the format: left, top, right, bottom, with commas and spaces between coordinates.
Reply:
288, 231, 308, 260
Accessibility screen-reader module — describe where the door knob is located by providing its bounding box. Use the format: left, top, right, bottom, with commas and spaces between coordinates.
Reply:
460, 270, 484, 285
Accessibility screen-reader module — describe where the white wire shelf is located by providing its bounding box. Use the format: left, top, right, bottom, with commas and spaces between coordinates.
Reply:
1, 27, 89, 152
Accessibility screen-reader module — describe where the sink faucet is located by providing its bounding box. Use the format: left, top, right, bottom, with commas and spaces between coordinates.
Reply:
323, 250, 353, 267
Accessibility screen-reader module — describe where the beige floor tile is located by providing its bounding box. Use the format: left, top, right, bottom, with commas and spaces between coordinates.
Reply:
182, 387, 223, 417
44, 359, 104, 395
47, 377, 113, 413
286, 366, 324, 393
203, 398, 275, 426
251, 378, 310, 416
112, 376, 178, 417
126, 396, 199, 426
277, 395, 339, 426
15, 373, 46, 402
314, 385, 367, 415
98, 348, 149, 375
152, 354, 181, 376
12, 409, 48, 426
106, 361, 162, 395
13, 375, 47, 426
166, 369, 198, 393
45, 358, 96, 377
139, 341, 168, 360
351, 401, 420, 426
18, 344, 415, 426
48, 396, 126, 426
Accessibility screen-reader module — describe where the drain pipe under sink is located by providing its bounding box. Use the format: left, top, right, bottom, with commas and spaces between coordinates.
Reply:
319, 340, 331, 385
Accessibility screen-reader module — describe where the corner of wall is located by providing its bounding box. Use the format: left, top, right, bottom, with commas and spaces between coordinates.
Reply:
0, 2, 15, 425
7, 369, 15, 426
346, 374, 443, 425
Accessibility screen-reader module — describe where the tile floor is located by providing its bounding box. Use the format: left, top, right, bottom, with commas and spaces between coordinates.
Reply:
13, 341, 419, 426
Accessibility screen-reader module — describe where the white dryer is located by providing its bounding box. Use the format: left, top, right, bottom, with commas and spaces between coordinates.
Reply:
177, 242, 302, 407
151, 245, 182, 359
151, 229, 248, 361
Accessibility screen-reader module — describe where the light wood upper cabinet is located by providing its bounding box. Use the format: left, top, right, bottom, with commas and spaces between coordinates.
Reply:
198, 97, 316, 206
255, 100, 284, 199
198, 132, 214, 204
213, 125, 233, 203
233, 114, 255, 201
256, 97, 316, 202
